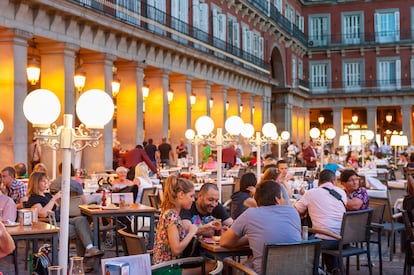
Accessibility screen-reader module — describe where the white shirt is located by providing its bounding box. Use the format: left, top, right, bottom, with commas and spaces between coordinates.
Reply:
294, 182, 347, 240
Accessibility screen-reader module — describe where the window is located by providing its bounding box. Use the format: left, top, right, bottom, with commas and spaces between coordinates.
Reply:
193, 0, 209, 50
212, 6, 226, 53
285, 3, 294, 24
147, 0, 166, 35
411, 57, 414, 88
309, 15, 329, 46
298, 59, 303, 80
171, 0, 188, 43
342, 12, 363, 44
292, 56, 297, 87
274, 0, 283, 14
343, 60, 363, 91
375, 10, 400, 43
377, 58, 401, 90
228, 16, 240, 56
297, 13, 304, 32
310, 61, 330, 92
116, 0, 140, 25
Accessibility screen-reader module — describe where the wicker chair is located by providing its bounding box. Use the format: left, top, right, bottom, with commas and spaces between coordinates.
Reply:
369, 193, 405, 261
223, 239, 322, 275
309, 209, 373, 275
401, 209, 414, 275
117, 227, 147, 256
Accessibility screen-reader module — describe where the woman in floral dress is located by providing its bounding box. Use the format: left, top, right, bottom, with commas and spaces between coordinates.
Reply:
153, 174, 197, 264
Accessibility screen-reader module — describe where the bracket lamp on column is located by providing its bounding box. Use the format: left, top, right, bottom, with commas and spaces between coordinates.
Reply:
226, 101, 229, 111
142, 84, 150, 99
318, 114, 325, 125
0, 118, 4, 134
27, 38, 40, 85
74, 51, 86, 93
190, 93, 196, 105
386, 113, 393, 123
167, 88, 174, 103
351, 114, 358, 124
111, 67, 121, 98
252, 106, 255, 115
240, 104, 243, 113
209, 97, 214, 109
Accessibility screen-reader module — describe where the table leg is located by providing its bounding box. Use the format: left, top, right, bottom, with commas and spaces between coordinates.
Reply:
52, 233, 58, 265
92, 216, 100, 272
14, 240, 18, 275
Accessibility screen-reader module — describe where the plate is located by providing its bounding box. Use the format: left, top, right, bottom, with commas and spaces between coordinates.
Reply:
4, 221, 19, 227
87, 204, 101, 209
203, 237, 219, 244
101, 206, 120, 210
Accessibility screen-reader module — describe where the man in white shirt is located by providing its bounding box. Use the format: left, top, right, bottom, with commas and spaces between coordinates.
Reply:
294, 169, 347, 274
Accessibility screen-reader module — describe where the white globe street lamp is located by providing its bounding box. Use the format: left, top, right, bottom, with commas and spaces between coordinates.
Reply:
309, 127, 336, 169
23, 89, 113, 274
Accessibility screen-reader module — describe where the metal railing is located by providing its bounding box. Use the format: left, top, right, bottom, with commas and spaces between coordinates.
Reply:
67, 0, 270, 74
308, 30, 413, 48
297, 78, 414, 94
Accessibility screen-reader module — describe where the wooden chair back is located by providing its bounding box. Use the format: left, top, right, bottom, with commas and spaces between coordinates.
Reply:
118, 228, 146, 255
140, 187, 156, 206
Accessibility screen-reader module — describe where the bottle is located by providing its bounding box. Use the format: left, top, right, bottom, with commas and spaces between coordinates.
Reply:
69, 256, 85, 275
101, 191, 107, 206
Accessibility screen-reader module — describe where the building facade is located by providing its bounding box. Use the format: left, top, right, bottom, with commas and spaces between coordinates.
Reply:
0, 0, 412, 172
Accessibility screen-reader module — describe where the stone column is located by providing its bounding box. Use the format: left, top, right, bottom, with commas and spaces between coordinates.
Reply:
366, 106, 377, 135
402, 105, 413, 144
0, 29, 31, 169
332, 107, 343, 148
81, 53, 116, 171
211, 85, 227, 129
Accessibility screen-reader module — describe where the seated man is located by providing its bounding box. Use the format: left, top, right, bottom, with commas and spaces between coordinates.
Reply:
0, 191, 17, 222
50, 163, 86, 204
181, 183, 233, 237
294, 169, 347, 274
1, 166, 27, 209
220, 180, 302, 274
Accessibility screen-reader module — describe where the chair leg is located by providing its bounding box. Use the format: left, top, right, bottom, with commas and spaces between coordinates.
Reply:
346, 257, 349, 275
378, 231, 383, 275
389, 231, 395, 261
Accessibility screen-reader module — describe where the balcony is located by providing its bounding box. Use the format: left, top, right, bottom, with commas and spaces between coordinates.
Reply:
308, 30, 413, 48
67, 0, 269, 74
297, 78, 414, 95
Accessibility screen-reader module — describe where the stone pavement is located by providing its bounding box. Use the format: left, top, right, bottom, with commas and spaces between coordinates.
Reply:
0, 231, 407, 274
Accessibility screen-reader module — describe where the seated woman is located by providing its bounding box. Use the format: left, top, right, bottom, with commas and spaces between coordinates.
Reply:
230, 172, 257, 219
112, 166, 137, 201
262, 168, 290, 204
202, 155, 217, 171
403, 176, 414, 225
153, 175, 198, 264
340, 169, 369, 211
133, 162, 153, 204
26, 172, 104, 258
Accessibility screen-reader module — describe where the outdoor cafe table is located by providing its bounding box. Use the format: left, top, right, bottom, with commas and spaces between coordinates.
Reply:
199, 238, 252, 261
79, 204, 157, 249
6, 221, 59, 275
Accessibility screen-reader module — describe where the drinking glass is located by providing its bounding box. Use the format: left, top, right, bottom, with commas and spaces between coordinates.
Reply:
69, 256, 85, 275
48, 266, 63, 275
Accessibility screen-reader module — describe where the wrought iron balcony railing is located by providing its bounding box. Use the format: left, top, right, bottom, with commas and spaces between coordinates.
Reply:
68, 0, 270, 74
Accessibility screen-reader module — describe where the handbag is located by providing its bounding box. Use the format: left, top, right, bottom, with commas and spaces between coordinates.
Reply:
31, 244, 51, 275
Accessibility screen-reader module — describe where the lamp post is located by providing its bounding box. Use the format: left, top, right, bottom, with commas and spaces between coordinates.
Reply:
273, 131, 290, 160
241, 122, 278, 179
339, 134, 350, 154
309, 127, 336, 169
187, 115, 243, 202
390, 134, 408, 163
23, 89, 114, 274
360, 130, 375, 167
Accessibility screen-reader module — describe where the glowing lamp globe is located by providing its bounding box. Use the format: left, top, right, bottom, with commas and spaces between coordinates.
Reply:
325, 128, 336, 139
281, 131, 290, 141
365, 130, 374, 140
76, 89, 114, 129
185, 129, 195, 140
241, 123, 254, 138
0, 119, 4, 134
271, 131, 278, 140
262, 123, 277, 138
309, 128, 320, 139
225, 116, 244, 136
23, 89, 61, 127
195, 116, 214, 136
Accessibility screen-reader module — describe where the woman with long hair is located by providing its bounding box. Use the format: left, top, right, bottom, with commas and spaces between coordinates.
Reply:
230, 172, 257, 219
133, 162, 153, 203
153, 174, 197, 265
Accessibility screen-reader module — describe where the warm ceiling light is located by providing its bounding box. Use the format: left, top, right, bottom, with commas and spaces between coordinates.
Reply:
167, 88, 174, 103
386, 113, 392, 123
239, 104, 243, 113
74, 51, 86, 93
27, 38, 40, 85
209, 97, 214, 108
142, 84, 150, 98
351, 114, 358, 124
111, 76, 121, 98
226, 101, 229, 111
318, 114, 325, 125
190, 93, 196, 105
